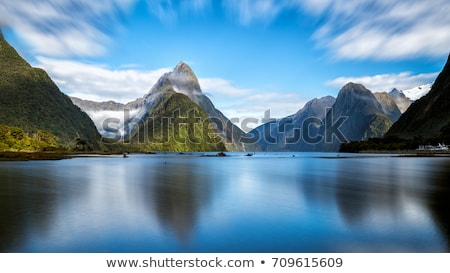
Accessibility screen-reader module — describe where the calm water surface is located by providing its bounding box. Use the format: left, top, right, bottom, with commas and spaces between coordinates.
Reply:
0, 153, 449, 252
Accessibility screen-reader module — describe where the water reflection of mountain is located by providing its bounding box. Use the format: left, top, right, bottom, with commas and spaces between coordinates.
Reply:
295, 157, 449, 252
334, 160, 402, 226
146, 160, 213, 244
427, 161, 450, 252
0, 165, 58, 252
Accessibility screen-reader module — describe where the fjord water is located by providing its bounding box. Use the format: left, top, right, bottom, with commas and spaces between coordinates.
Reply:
0, 153, 449, 253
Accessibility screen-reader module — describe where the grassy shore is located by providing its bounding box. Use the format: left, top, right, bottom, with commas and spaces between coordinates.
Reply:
0, 151, 73, 161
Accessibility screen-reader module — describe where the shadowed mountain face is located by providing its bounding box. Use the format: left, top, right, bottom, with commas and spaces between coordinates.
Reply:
248, 96, 336, 151
318, 83, 392, 151
0, 30, 101, 149
386, 55, 450, 139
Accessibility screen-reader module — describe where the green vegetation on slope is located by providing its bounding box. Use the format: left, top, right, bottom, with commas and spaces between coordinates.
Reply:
129, 91, 226, 152
0, 31, 101, 150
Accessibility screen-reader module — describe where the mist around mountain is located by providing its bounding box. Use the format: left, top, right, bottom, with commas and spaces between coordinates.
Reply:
386, 54, 450, 140
0, 30, 101, 151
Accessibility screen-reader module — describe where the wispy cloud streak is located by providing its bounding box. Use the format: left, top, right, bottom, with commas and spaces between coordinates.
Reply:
223, 0, 450, 59
304, 0, 450, 60
0, 0, 136, 57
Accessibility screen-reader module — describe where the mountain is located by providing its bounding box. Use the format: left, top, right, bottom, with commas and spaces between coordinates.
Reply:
0, 30, 101, 150
386, 55, 450, 139
318, 83, 392, 151
128, 91, 225, 152
388, 88, 412, 113
145, 62, 246, 151
73, 62, 246, 151
248, 96, 336, 151
373, 92, 402, 122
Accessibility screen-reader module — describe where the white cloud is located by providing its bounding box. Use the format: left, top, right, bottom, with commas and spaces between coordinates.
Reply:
305, 0, 450, 60
326, 71, 438, 92
0, 0, 136, 57
36, 57, 171, 103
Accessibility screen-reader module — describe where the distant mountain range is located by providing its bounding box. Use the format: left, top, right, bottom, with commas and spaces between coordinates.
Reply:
71, 62, 437, 152
72, 59, 435, 152
249, 82, 425, 152
0, 30, 101, 150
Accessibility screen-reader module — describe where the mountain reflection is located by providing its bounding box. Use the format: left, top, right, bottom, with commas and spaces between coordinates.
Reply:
0, 166, 58, 252
335, 172, 372, 225
146, 160, 212, 244
333, 158, 432, 229
1, 155, 448, 252
427, 161, 450, 251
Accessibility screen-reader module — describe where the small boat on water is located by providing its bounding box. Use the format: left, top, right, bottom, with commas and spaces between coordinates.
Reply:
416, 143, 449, 151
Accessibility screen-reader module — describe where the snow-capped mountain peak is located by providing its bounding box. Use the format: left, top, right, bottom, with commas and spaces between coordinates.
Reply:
402, 83, 432, 100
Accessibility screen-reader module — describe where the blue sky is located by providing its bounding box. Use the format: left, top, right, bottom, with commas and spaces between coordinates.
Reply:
1, 0, 449, 124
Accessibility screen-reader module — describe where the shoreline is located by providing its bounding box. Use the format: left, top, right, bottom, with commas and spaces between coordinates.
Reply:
356, 150, 450, 156
2, 150, 450, 161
